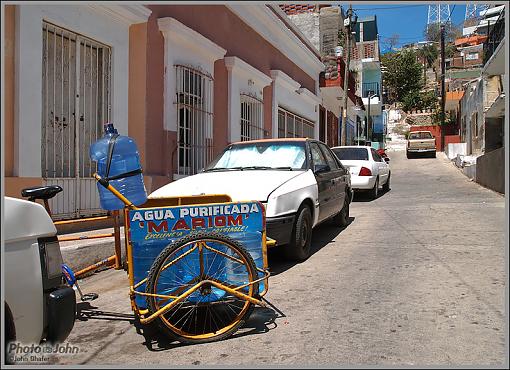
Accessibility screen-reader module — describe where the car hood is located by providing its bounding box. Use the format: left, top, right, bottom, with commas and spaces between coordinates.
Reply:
149, 170, 306, 202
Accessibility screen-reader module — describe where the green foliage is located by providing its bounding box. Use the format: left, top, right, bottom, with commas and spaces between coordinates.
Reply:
445, 43, 457, 59
381, 49, 423, 104
401, 90, 437, 112
432, 109, 456, 125
416, 44, 439, 68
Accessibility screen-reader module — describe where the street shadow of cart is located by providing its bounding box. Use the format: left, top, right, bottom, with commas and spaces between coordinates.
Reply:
136, 300, 285, 352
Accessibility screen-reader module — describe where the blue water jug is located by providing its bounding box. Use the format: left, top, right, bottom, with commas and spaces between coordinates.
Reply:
89, 123, 147, 210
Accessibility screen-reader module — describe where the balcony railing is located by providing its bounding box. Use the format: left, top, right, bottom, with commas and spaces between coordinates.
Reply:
362, 82, 380, 98
483, 12, 505, 64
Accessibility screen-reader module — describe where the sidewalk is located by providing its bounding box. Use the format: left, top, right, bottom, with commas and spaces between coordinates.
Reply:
59, 226, 126, 273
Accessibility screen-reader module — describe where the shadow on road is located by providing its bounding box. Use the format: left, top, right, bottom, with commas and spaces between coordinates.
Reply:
136, 301, 286, 352
352, 188, 390, 202
268, 217, 354, 276
76, 301, 136, 323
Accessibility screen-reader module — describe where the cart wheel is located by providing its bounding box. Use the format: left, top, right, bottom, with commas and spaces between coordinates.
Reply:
145, 231, 258, 344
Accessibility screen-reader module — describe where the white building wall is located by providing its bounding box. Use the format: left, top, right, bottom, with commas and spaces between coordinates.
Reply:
14, 4, 143, 177
224, 56, 272, 143
270, 70, 321, 139
157, 18, 227, 133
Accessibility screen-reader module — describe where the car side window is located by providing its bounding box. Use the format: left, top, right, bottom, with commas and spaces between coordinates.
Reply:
319, 143, 339, 170
310, 143, 328, 169
371, 148, 383, 162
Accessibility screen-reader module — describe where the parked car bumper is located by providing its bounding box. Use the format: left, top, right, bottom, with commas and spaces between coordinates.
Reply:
350, 175, 377, 190
266, 213, 296, 246
46, 287, 76, 343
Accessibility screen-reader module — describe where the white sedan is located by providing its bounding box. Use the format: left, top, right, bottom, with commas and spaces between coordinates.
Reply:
150, 138, 352, 261
331, 146, 391, 199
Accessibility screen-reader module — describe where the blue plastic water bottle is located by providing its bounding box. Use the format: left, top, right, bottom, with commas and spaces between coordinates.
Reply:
89, 123, 147, 210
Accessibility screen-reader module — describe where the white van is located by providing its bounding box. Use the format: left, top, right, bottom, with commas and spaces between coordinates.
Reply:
3, 196, 76, 355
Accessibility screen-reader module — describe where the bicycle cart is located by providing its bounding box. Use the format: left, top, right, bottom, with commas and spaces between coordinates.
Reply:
94, 173, 272, 344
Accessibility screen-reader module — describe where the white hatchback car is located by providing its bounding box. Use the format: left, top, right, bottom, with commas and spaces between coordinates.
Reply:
331, 146, 391, 199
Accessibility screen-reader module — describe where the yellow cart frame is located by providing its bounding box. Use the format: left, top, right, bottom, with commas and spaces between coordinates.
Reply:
94, 173, 272, 342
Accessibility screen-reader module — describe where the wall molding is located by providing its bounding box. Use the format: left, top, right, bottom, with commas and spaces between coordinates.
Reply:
87, 4, 152, 25
226, 4, 324, 80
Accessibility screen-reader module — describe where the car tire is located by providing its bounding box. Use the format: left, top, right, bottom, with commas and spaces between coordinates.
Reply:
4, 303, 15, 365
383, 172, 391, 192
431, 151, 436, 158
333, 195, 350, 227
369, 177, 379, 200
283, 206, 312, 262
406, 151, 412, 159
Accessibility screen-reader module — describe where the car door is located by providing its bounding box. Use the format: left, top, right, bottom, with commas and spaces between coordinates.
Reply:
310, 142, 334, 222
319, 143, 346, 216
371, 148, 389, 183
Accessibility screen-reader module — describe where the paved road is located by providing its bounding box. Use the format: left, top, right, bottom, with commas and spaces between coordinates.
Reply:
53, 151, 507, 366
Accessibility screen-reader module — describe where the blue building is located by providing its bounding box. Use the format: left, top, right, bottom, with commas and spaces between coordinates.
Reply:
351, 15, 385, 148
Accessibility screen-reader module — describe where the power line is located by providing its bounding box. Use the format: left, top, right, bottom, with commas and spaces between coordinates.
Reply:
446, 4, 456, 23
353, 5, 426, 11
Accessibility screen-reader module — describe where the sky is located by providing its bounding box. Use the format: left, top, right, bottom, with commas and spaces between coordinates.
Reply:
336, 3, 467, 53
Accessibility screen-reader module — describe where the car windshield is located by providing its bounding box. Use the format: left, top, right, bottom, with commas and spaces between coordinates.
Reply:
332, 147, 369, 161
205, 141, 307, 171
409, 132, 433, 139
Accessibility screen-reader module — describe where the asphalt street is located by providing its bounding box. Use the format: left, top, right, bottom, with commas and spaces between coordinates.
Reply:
52, 150, 507, 366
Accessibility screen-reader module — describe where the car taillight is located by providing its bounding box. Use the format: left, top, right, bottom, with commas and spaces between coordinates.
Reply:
359, 167, 372, 176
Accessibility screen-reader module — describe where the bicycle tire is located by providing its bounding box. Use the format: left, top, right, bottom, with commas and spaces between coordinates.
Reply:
145, 231, 258, 344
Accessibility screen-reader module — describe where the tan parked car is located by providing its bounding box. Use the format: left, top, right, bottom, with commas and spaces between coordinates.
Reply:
406, 131, 436, 158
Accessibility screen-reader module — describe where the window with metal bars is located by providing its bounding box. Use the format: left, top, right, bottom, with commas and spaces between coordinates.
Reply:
175, 65, 214, 176
277, 108, 314, 138
240, 94, 264, 141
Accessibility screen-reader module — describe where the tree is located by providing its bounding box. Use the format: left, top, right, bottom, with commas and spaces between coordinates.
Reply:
424, 22, 461, 44
383, 34, 400, 52
381, 49, 423, 104
416, 44, 439, 83
417, 44, 439, 68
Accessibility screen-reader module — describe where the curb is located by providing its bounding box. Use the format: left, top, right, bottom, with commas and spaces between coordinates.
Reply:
59, 228, 126, 273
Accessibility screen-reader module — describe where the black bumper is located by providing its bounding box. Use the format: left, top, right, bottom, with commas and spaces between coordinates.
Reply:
46, 287, 76, 343
266, 213, 296, 246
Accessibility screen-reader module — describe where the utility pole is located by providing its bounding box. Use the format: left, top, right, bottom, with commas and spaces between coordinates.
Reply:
440, 23, 446, 152
341, 5, 355, 146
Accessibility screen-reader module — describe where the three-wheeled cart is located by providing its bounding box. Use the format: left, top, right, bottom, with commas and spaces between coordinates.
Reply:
94, 173, 271, 343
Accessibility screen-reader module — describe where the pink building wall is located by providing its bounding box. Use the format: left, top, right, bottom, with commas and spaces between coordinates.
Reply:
130, 5, 320, 192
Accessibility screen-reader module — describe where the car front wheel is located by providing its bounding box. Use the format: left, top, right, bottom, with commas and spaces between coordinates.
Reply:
283, 206, 312, 262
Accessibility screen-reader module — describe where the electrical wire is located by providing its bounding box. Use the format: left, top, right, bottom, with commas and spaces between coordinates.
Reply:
353, 5, 427, 11
445, 5, 456, 24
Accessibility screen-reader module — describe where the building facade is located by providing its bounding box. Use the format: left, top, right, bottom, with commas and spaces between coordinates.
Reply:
350, 15, 384, 148
280, 4, 364, 147
4, 4, 324, 219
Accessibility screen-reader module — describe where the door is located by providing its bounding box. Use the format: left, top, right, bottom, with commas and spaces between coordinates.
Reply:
310, 142, 335, 222
41, 22, 111, 220
319, 143, 346, 214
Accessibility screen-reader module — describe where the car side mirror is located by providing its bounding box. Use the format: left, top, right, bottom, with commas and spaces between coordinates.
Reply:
384, 157, 390, 163
314, 164, 330, 174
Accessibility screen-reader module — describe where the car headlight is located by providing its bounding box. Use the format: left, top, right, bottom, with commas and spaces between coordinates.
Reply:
43, 240, 64, 279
